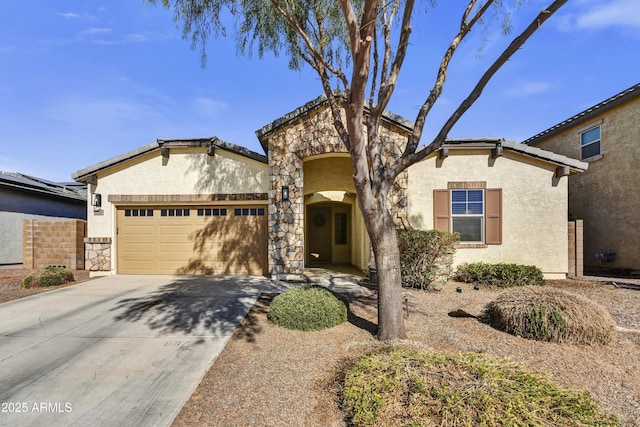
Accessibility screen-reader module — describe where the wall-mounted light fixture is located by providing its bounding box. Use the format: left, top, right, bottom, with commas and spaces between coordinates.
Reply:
91, 193, 102, 210
207, 145, 215, 157
282, 186, 289, 201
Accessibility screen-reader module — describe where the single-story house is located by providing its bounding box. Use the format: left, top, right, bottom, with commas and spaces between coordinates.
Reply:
72, 96, 587, 279
0, 172, 87, 265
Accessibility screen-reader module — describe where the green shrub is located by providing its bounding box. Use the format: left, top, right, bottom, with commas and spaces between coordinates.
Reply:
486, 286, 616, 344
398, 230, 459, 291
21, 267, 75, 289
268, 285, 348, 331
454, 262, 545, 288
342, 345, 619, 427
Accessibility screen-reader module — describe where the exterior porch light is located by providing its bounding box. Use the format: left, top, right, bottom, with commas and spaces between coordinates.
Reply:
282, 186, 289, 201
91, 193, 102, 210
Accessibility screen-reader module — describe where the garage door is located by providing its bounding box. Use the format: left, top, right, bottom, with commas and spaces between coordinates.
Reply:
116, 206, 268, 275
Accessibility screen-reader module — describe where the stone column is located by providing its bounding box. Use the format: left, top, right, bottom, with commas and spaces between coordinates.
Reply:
268, 136, 305, 281
84, 237, 112, 272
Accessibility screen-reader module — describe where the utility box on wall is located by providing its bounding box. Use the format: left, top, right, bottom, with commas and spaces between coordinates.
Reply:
23, 219, 86, 270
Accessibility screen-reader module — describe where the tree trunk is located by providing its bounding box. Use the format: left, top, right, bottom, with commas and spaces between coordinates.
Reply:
357, 194, 407, 341
370, 212, 407, 340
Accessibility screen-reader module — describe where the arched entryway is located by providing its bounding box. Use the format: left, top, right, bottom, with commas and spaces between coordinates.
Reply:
304, 155, 369, 270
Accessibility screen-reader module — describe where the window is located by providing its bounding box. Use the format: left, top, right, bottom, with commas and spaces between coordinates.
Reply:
433, 185, 502, 246
160, 208, 189, 217
335, 213, 347, 245
234, 207, 266, 216
580, 125, 601, 160
124, 209, 153, 217
197, 208, 227, 217
451, 190, 483, 242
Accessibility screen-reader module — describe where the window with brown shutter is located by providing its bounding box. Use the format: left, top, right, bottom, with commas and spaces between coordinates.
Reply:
433, 189, 450, 232
485, 188, 502, 245
433, 185, 502, 245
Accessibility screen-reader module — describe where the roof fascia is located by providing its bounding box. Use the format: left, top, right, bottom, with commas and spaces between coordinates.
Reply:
435, 139, 588, 173
72, 137, 267, 183
523, 82, 640, 146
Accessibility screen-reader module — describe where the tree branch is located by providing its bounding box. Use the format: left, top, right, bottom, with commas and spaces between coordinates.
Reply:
391, 0, 568, 180
372, 0, 414, 118
269, 0, 349, 89
403, 0, 492, 157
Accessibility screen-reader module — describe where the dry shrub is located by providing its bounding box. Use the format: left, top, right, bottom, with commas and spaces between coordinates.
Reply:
486, 286, 616, 345
21, 267, 75, 288
342, 345, 619, 426
398, 230, 459, 291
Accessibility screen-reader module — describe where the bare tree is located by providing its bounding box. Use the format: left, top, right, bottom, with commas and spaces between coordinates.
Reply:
148, 0, 567, 340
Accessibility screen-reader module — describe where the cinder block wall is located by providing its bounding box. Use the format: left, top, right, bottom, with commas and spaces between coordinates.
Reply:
23, 220, 86, 270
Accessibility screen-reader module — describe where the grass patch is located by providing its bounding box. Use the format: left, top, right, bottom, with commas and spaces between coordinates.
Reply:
268, 285, 348, 331
486, 286, 616, 344
21, 266, 75, 289
342, 345, 619, 427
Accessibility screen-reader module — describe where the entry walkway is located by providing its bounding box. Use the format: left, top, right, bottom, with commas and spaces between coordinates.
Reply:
301, 266, 373, 296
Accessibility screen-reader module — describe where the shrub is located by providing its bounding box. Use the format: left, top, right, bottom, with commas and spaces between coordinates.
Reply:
454, 262, 545, 288
268, 285, 348, 331
342, 345, 619, 427
21, 266, 75, 289
398, 230, 459, 291
486, 286, 616, 344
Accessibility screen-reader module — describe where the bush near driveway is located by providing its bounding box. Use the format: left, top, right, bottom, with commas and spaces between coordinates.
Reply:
21, 266, 75, 289
342, 345, 620, 427
268, 285, 348, 331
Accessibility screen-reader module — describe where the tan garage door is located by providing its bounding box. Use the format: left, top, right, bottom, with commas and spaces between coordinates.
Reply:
116, 206, 268, 275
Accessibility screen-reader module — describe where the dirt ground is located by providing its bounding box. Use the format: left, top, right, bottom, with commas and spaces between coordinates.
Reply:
172, 279, 640, 427
0, 268, 91, 304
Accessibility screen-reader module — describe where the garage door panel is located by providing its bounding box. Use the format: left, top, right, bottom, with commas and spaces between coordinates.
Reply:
117, 206, 267, 275
121, 225, 155, 236
122, 242, 156, 255
119, 260, 157, 273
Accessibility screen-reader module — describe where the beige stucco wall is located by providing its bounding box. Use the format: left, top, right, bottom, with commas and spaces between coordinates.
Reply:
304, 155, 354, 194
530, 97, 640, 271
406, 149, 570, 278
86, 146, 268, 273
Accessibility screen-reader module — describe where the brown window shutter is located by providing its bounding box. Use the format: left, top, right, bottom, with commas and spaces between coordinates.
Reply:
433, 190, 450, 232
485, 188, 502, 245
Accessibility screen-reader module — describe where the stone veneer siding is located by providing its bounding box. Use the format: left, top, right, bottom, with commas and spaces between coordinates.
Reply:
84, 237, 112, 271
264, 103, 410, 279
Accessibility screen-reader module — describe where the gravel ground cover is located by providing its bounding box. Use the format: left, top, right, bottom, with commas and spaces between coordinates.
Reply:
0, 268, 91, 304
173, 279, 640, 427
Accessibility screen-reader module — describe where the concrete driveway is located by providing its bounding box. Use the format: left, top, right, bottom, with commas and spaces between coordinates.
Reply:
0, 274, 280, 427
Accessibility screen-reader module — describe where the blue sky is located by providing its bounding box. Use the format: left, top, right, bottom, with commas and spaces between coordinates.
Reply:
0, 0, 638, 182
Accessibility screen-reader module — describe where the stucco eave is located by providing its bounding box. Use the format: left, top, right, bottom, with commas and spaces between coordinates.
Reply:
71, 137, 267, 184
71, 142, 159, 183
425, 138, 588, 173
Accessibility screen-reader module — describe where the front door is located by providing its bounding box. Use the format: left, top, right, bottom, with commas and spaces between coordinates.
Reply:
307, 206, 331, 263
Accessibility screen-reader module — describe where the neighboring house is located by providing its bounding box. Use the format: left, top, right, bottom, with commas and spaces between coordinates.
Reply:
0, 172, 87, 265
524, 82, 640, 274
72, 96, 586, 279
